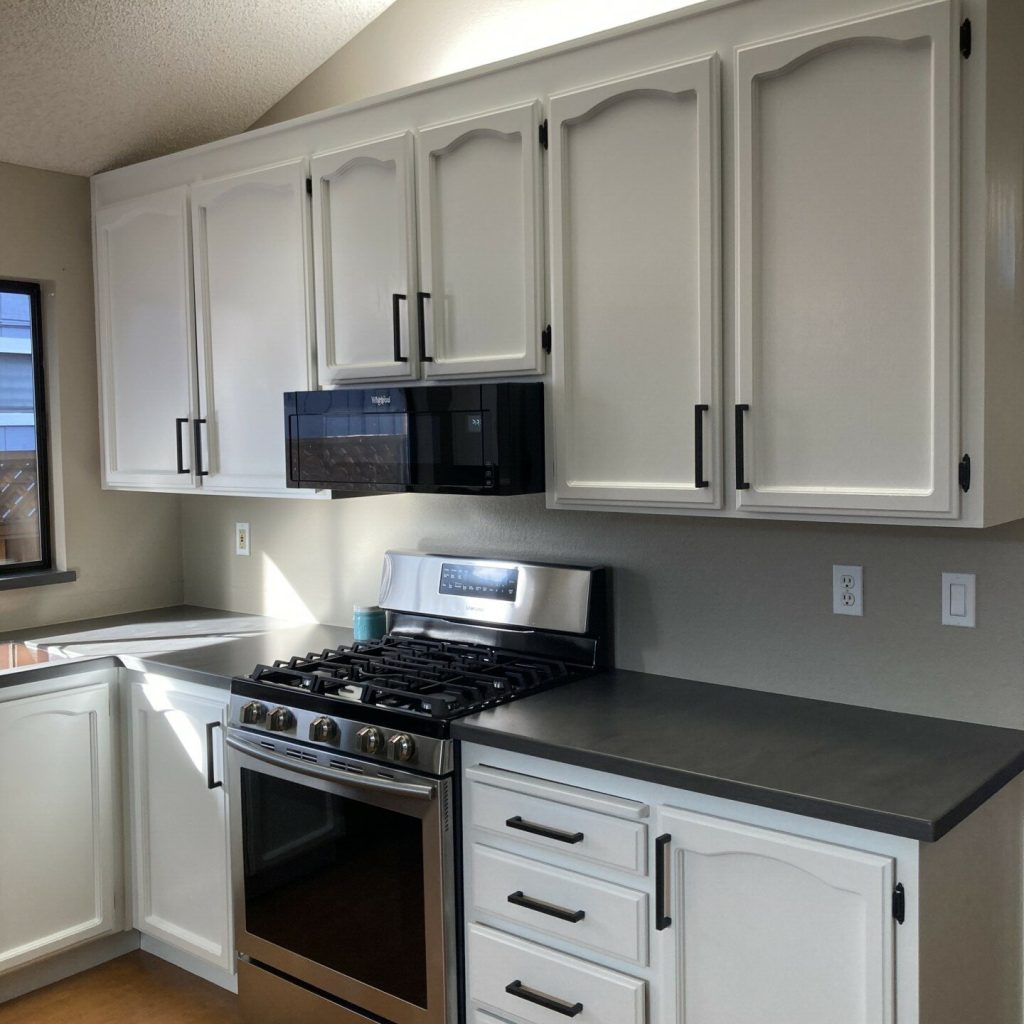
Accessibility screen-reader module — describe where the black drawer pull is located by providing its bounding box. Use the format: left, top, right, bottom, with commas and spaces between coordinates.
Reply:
193, 418, 209, 477
694, 403, 709, 488
506, 980, 583, 1018
735, 404, 750, 490
508, 890, 585, 924
205, 721, 223, 790
416, 291, 433, 362
392, 293, 408, 362
505, 815, 584, 845
175, 417, 190, 474
656, 832, 672, 931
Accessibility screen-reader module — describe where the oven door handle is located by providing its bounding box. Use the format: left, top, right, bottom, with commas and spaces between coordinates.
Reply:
225, 734, 436, 800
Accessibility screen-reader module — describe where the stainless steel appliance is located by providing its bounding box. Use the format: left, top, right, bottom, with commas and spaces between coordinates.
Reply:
283, 383, 545, 497
227, 551, 610, 1024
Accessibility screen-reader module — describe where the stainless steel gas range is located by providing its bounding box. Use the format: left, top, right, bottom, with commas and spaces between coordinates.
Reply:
226, 551, 610, 1024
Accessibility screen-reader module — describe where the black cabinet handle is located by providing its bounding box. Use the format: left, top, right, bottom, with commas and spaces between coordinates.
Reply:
505, 980, 582, 1018
206, 721, 223, 789
175, 418, 190, 474
656, 833, 672, 930
416, 291, 433, 362
507, 890, 585, 924
392, 293, 408, 363
505, 815, 584, 845
694, 403, 709, 488
193, 418, 209, 477
734, 404, 750, 490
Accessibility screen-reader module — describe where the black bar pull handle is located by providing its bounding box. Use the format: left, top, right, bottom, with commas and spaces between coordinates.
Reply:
392, 293, 408, 363
416, 291, 433, 362
656, 833, 672, 930
505, 981, 583, 1018
205, 721, 223, 789
175, 418, 190, 474
506, 815, 584, 845
694, 403, 709, 488
193, 418, 209, 477
507, 891, 586, 924
735, 404, 750, 490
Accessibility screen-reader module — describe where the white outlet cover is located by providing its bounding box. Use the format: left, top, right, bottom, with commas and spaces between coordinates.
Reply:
941, 572, 975, 627
236, 522, 250, 557
832, 564, 863, 617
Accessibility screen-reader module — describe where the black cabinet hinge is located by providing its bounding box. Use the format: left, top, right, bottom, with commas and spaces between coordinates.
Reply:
541, 324, 552, 353
959, 453, 971, 493
539, 120, 549, 150
892, 883, 905, 924
306, 177, 313, 196
960, 18, 972, 58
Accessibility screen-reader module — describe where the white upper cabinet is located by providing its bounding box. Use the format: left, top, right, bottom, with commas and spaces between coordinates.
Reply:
548, 57, 722, 510
734, 0, 958, 518
311, 133, 419, 384
416, 102, 546, 377
191, 158, 316, 494
95, 187, 198, 490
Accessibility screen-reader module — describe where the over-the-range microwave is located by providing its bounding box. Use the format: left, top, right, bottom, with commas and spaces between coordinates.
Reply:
284, 382, 544, 497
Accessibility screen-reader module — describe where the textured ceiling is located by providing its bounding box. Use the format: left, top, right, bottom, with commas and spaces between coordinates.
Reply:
0, 0, 396, 177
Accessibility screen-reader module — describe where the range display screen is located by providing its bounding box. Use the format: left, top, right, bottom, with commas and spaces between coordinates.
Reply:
439, 562, 518, 602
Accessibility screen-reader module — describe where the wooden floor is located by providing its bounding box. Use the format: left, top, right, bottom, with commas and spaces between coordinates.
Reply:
0, 952, 243, 1024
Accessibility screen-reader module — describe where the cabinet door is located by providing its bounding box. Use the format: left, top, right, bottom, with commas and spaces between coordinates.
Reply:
192, 159, 315, 494
0, 680, 118, 973
416, 102, 545, 377
548, 57, 721, 510
95, 187, 198, 491
311, 133, 419, 384
656, 807, 895, 1024
129, 676, 232, 971
735, 0, 957, 516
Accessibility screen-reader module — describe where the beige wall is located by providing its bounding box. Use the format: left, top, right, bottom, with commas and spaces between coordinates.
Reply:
179, 0, 1024, 730
0, 161, 182, 632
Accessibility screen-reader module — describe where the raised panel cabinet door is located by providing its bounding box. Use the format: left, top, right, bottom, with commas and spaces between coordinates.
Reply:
0, 680, 118, 973
311, 133, 419, 384
192, 158, 315, 494
129, 677, 232, 971
548, 57, 722, 510
656, 808, 895, 1024
416, 102, 545, 377
95, 187, 198, 490
735, 0, 958, 516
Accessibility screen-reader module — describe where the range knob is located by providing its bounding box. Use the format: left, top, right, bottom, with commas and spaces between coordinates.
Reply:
387, 733, 416, 763
355, 726, 383, 755
267, 707, 295, 732
309, 716, 338, 743
240, 701, 267, 726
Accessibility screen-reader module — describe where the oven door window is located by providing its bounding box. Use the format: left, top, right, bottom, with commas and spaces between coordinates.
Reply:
240, 767, 427, 1008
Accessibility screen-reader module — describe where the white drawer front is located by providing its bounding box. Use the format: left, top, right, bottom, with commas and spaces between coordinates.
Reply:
472, 844, 649, 966
472, 1010, 515, 1024
468, 923, 646, 1024
470, 782, 648, 875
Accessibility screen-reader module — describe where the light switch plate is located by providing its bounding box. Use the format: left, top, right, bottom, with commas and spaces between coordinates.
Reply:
235, 522, 251, 557
941, 572, 975, 627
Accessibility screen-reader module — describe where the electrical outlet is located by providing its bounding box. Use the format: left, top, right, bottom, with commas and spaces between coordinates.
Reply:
833, 564, 863, 617
235, 522, 251, 557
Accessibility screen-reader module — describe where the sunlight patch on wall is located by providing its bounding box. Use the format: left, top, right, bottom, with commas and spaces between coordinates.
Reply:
261, 552, 318, 624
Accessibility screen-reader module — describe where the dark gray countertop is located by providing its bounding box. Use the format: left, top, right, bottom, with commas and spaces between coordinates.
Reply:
453, 669, 1024, 842
0, 605, 354, 688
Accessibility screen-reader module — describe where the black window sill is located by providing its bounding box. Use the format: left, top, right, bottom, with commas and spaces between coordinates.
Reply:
0, 569, 77, 592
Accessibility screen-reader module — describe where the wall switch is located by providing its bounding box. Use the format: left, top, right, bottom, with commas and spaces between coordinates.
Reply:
235, 522, 251, 557
832, 564, 863, 617
941, 572, 975, 627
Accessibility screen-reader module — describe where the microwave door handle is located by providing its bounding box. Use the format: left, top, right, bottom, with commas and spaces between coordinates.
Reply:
225, 733, 436, 800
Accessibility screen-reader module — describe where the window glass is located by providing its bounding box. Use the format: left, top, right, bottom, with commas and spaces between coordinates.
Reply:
0, 282, 50, 572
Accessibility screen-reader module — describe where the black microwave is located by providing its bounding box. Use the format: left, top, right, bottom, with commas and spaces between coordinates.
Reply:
284, 383, 544, 496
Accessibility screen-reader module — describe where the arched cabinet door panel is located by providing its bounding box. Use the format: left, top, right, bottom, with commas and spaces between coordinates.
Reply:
548, 56, 722, 511
656, 806, 895, 1024
416, 102, 546, 378
311, 133, 419, 384
734, 0, 958, 517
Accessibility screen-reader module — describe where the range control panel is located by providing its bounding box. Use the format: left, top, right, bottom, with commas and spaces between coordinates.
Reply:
439, 562, 518, 602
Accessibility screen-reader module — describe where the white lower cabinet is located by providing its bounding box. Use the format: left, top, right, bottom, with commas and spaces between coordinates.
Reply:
128, 674, 233, 972
0, 674, 120, 974
462, 743, 1023, 1024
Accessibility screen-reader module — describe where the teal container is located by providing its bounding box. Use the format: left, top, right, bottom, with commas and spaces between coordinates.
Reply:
353, 605, 386, 643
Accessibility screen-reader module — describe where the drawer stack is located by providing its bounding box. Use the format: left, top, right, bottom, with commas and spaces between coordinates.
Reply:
463, 764, 651, 1023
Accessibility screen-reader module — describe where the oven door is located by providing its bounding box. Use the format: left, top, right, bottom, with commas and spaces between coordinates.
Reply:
227, 731, 455, 1024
